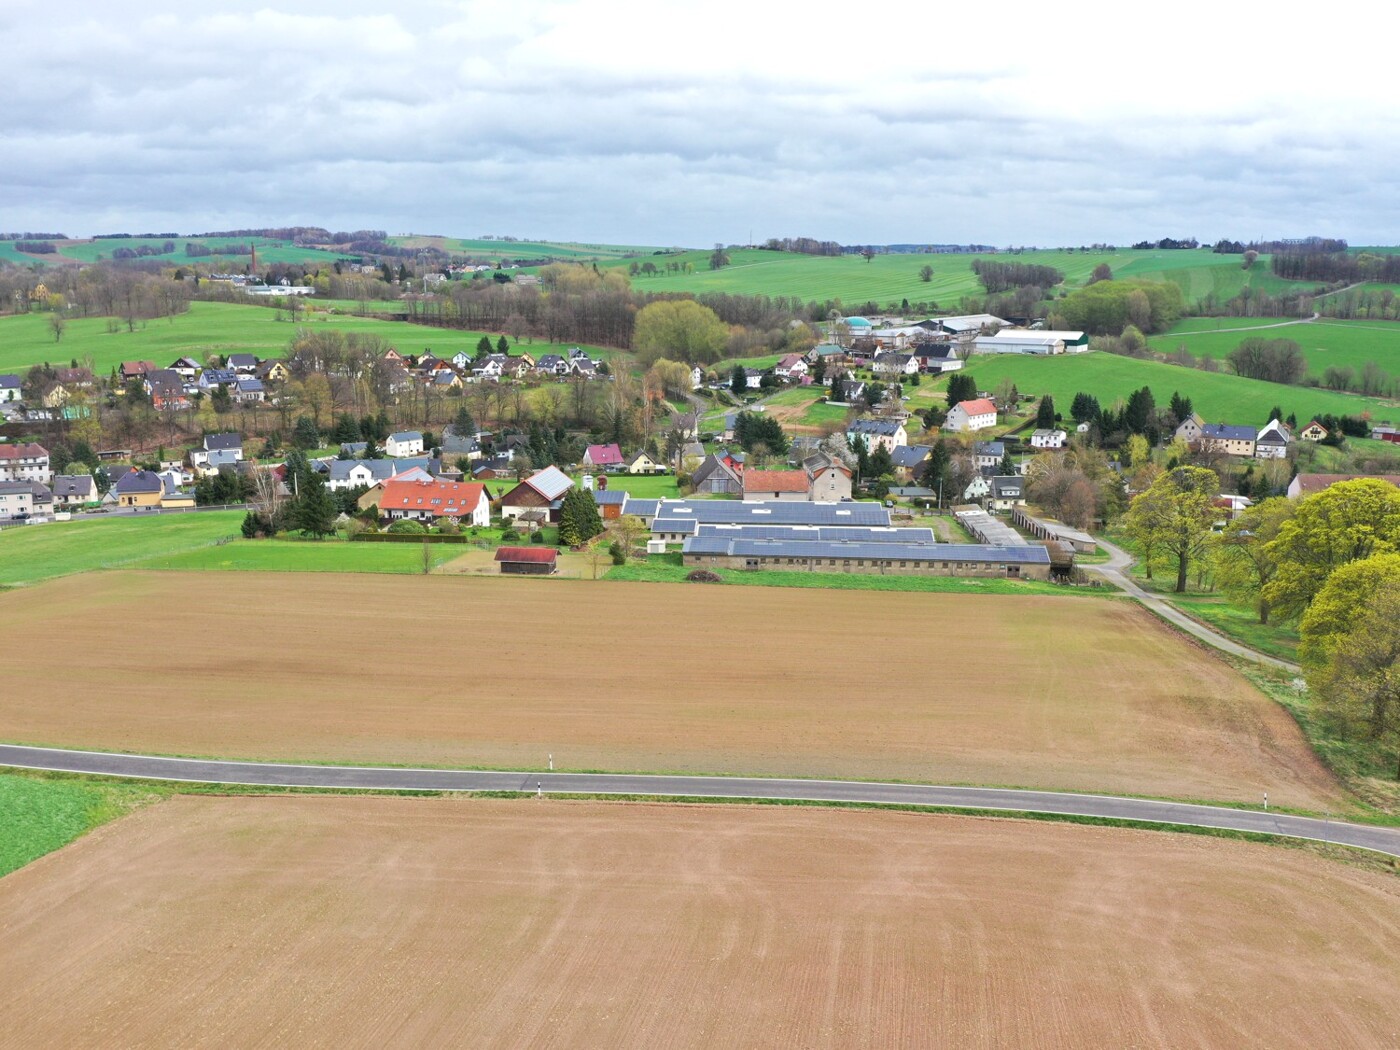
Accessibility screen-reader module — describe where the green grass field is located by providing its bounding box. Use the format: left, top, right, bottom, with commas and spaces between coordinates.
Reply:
131, 537, 465, 574
0, 300, 622, 376
606, 554, 1101, 597
0, 511, 244, 586
391, 235, 662, 260
0, 773, 162, 878
1, 235, 346, 268
943, 353, 1400, 426
1148, 317, 1400, 382
575, 474, 682, 499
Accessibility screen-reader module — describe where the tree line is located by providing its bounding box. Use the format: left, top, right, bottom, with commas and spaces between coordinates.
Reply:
971, 259, 1065, 294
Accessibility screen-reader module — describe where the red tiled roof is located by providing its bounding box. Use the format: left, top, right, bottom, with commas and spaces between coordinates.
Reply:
379, 478, 488, 516
0, 442, 48, 460
742, 469, 810, 494
956, 398, 997, 416
1291, 473, 1400, 495
495, 546, 557, 563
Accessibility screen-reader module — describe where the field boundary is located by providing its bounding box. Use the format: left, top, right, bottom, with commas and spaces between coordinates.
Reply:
3, 745, 1396, 858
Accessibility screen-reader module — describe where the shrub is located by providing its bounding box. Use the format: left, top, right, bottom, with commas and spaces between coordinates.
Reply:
501, 527, 520, 541
438, 518, 460, 536
386, 518, 426, 535
530, 530, 545, 543
609, 540, 627, 565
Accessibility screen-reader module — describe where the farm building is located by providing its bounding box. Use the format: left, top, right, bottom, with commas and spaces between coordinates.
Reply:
973, 329, 1089, 355
1197, 424, 1256, 457
1255, 419, 1291, 460
495, 546, 557, 575
742, 469, 812, 502
648, 499, 893, 541
681, 537, 1051, 579
500, 466, 573, 522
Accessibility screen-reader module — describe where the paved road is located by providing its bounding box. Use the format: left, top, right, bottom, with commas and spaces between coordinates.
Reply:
1084, 538, 1300, 673
4, 744, 1396, 857
1167, 312, 1320, 336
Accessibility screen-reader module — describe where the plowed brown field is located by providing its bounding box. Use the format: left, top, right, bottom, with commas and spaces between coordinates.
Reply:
0, 571, 1341, 806
3, 797, 1398, 1048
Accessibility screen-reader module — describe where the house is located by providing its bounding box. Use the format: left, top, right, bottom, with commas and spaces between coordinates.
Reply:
473, 356, 505, 380
847, 418, 907, 453
891, 445, 932, 483
1198, 424, 1256, 457
582, 443, 625, 470
377, 478, 490, 527
1255, 419, 1291, 460
974, 441, 1005, 473
226, 353, 260, 373
943, 398, 998, 433
51, 474, 97, 506
471, 456, 515, 480
774, 353, 810, 379
450, 351, 472, 370
973, 329, 1089, 355
989, 475, 1026, 512
145, 369, 190, 409
168, 356, 203, 379
0, 480, 37, 520
672, 412, 699, 440
189, 433, 243, 469
1299, 420, 1329, 442
690, 452, 745, 496
500, 466, 574, 522
0, 374, 23, 402
535, 354, 567, 376
198, 368, 238, 392
742, 368, 764, 389
1373, 424, 1400, 444
120, 360, 156, 380
1030, 428, 1068, 449
385, 431, 425, 457
690, 365, 705, 389
963, 475, 992, 501
234, 377, 266, 403
1286, 473, 1400, 499
321, 458, 436, 491
933, 314, 1007, 337
496, 546, 557, 575
742, 469, 812, 502
810, 462, 854, 502
340, 442, 368, 457
872, 353, 918, 376
627, 450, 663, 474
431, 371, 463, 392
112, 469, 165, 508
0, 442, 52, 483
1174, 413, 1204, 443
256, 359, 289, 383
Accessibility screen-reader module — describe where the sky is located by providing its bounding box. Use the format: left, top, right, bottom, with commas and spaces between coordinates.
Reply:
4, 0, 1398, 248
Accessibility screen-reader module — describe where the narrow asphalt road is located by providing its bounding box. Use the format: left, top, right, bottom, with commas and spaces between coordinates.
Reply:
1084, 538, 1301, 674
3, 744, 1396, 857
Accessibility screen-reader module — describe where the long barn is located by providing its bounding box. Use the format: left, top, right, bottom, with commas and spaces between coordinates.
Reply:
681, 537, 1051, 579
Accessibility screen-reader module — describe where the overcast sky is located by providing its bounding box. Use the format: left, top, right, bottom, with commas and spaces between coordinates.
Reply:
4, 0, 1397, 248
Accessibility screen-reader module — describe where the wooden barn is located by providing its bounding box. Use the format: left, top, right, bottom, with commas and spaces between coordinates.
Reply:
495, 546, 558, 575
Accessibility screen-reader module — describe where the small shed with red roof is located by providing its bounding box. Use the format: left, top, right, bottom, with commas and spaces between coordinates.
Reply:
495, 546, 558, 575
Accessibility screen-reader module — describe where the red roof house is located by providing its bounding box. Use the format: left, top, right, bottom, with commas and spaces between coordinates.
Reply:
582, 443, 625, 469
741, 469, 813, 501
378, 478, 490, 526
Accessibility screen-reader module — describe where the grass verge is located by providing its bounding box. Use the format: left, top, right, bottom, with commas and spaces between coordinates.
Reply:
0, 772, 166, 878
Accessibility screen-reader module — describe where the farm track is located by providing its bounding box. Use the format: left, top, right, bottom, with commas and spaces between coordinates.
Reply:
2, 744, 1396, 857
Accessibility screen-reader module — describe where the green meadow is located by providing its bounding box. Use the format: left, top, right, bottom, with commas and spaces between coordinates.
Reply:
1148, 317, 1400, 380
132, 537, 464, 574
0, 511, 244, 586
0, 774, 163, 879
940, 353, 1400, 426
0, 300, 621, 375
1, 235, 345, 268
391, 235, 662, 260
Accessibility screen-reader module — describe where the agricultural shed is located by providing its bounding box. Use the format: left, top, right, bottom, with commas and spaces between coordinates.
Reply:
495, 546, 557, 575
682, 537, 1050, 579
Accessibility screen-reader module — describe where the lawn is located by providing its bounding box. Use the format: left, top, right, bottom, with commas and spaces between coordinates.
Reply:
0, 510, 244, 585
0, 300, 624, 376
939, 352, 1400, 426
1147, 317, 1400, 384
575, 474, 681, 499
0, 773, 161, 879
130, 537, 466, 574
605, 553, 1104, 598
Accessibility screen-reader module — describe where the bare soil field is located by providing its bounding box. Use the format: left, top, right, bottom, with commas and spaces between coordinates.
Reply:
0, 571, 1341, 806
2, 796, 1397, 1049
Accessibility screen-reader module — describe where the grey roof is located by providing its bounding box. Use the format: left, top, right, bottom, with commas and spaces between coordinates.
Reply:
651, 517, 700, 536
321, 458, 432, 482
235, 378, 264, 392
590, 489, 628, 505
891, 445, 931, 468
694, 524, 936, 544
974, 441, 1005, 458
113, 469, 163, 495
991, 476, 1024, 498
226, 353, 258, 368
0, 374, 21, 388
684, 536, 1049, 565
203, 433, 241, 451
621, 497, 661, 518
889, 486, 937, 497
954, 508, 1025, 546
388, 430, 423, 444
205, 448, 240, 468
340, 442, 368, 455
848, 418, 903, 436
1200, 424, 1256, 442
52, 474, 96, 498
0, 480, 31, 495
520, 466, 572, 501
648, 498, 891, 528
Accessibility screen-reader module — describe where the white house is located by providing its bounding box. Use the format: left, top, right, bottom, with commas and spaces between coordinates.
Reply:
1029, 428, 1068, 449
872, 352, 919, 376
0, 442, 52, 483
385, 431, 425, 457
690, 365, 705, 390
1255, 419, 1291, 460
943, 398, 998, 433
774, 354, 810, 379
377, 478, 490, 527
847, 418, 907, 453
